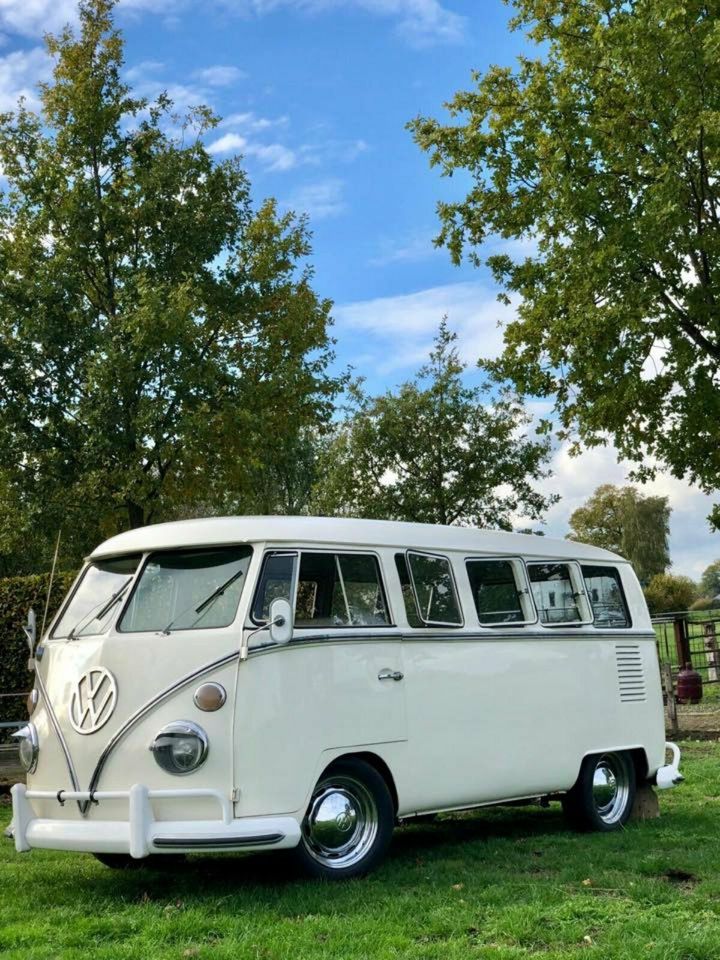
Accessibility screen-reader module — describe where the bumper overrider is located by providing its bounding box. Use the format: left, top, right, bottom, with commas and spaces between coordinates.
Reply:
9, 783, 301, 857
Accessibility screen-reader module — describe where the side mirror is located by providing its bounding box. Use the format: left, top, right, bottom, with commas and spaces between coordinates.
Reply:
268, 598, 293, 646
23, 608, 37, 657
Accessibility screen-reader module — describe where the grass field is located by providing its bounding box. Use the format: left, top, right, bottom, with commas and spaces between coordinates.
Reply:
1, 741, 719, 960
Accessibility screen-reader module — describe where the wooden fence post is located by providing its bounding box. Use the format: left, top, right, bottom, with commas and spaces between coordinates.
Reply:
673, 616, 691, 668
662, 661, 678, 736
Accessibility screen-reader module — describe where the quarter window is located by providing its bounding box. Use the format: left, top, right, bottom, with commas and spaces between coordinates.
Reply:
582, 565, 630, 628
466, 559, 534, 625
527, 562, 592, 626
406, 552, 462, 626
252, 552, 297, 622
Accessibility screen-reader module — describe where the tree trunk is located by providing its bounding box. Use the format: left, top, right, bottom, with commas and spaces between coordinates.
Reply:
126, 501, 146, 530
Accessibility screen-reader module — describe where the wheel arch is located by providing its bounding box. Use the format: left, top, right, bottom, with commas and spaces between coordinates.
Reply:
319, 751, 399, 815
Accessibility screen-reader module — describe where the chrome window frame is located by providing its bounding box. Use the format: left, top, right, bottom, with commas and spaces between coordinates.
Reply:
581, 563, 632, 629
405, 550, 464, 628
250, 547, 395, 630
464, 555, 538, 628
525, 559, 594, 627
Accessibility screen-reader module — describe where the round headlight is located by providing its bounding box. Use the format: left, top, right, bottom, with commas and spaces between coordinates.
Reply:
13, 723, 39, 773
150, 721, 208, 776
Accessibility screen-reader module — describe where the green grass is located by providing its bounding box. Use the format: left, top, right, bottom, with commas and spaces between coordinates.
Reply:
2, 742, 720, 960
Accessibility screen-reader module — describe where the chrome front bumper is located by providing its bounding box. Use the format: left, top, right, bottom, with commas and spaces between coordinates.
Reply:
10, 783, 301, 857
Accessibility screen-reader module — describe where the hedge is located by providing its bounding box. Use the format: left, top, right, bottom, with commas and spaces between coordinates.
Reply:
0, 572, 76, 727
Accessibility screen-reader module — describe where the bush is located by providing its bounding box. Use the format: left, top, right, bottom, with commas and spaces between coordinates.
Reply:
0, 572, 76, 726
690, 596, 716, 612
644, 573, 698, 615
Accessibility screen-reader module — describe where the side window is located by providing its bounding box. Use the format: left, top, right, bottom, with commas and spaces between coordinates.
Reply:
582, 565, 631, 628
527, 562, 592, 626
295, 553, 390, 628
407, 552, 463, 626
466, 559, 533, 626
252, 552, 297, 623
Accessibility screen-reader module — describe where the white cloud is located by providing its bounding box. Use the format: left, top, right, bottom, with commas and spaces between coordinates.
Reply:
285, 178, 346, 219
526, 440, 720, 580
220, 111, 288, 131
298, 137, 369, 166
369, 228, 441, 267
207, 131, 297, 171
0, 0, 175, 39
234, 0, 466, 46
0, 45, 51, 112
193, 65, 247, 87
0, 0, 465, 46
335, 280, 515, 373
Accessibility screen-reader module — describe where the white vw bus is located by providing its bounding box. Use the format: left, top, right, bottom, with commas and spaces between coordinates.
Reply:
10, 516, 682, 878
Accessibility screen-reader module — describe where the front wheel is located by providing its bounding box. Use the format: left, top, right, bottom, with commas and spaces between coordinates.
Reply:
294, 758, 395, 879
562, 751, 636, 831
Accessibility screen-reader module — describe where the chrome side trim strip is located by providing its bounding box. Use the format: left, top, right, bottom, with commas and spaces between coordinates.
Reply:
33, 668, 82, 807
247, 630, 658, 658
85, 650, 240, 804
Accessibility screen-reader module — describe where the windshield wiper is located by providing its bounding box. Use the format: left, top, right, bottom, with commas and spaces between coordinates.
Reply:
68, 577, 133, 640
160, 567, 245, 635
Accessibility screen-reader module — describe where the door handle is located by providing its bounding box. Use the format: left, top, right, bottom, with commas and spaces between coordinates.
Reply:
378, 669, 404, 682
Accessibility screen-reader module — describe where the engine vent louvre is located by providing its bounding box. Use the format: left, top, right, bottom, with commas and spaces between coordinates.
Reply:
615, 644, 646, 702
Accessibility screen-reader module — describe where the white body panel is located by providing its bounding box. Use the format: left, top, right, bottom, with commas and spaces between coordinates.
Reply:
11, 516, 677, 858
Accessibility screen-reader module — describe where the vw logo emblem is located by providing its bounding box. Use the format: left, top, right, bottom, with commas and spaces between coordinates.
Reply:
69, 668, 118, 735
335, 810, 353, 833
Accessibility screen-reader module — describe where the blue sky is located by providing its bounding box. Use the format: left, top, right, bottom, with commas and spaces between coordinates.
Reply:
1, 0, 719, 577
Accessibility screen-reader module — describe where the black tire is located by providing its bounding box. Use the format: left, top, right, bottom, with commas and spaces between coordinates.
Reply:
293, 758, 395, 880
562, 751, 636, 832
93, 852, 186, 870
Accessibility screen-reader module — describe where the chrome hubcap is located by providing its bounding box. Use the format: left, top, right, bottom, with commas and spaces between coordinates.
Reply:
302, 775, 378, 869
592, 753, 630, 824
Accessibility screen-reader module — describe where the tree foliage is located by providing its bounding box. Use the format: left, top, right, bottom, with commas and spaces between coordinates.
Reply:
700, 558, 720, 598
311, 319, 556, 528
644, 572, 698, 615
568, 484, 670, 582
411, 0, 720, 523
0, 0, 338, 573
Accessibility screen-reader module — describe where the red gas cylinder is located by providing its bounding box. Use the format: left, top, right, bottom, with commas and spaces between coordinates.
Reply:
676, 662, 703, 704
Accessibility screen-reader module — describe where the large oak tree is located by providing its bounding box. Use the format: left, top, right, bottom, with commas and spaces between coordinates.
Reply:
0, 0, 339, 572
567, 483, 670, 582
412, 1, 720, 524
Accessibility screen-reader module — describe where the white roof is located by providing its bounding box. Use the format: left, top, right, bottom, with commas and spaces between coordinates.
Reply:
90, 515, 624, 564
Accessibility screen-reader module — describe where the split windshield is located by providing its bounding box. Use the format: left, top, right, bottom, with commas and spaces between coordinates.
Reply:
51, 546, 253, 638
52, 555, 142, 639
119, 546, 252, 633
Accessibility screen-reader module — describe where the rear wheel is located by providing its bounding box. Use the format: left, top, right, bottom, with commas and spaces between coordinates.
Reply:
294, 758, 395, 879
562, 751, 636, 831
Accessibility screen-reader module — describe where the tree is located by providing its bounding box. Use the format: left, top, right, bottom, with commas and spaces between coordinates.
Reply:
700, 559, 720, 599
568, 484, 670, 582
311, 319, 556, 528
0, 0, 338, 573
411, 0, 720, 525
644, 573, 697, 615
